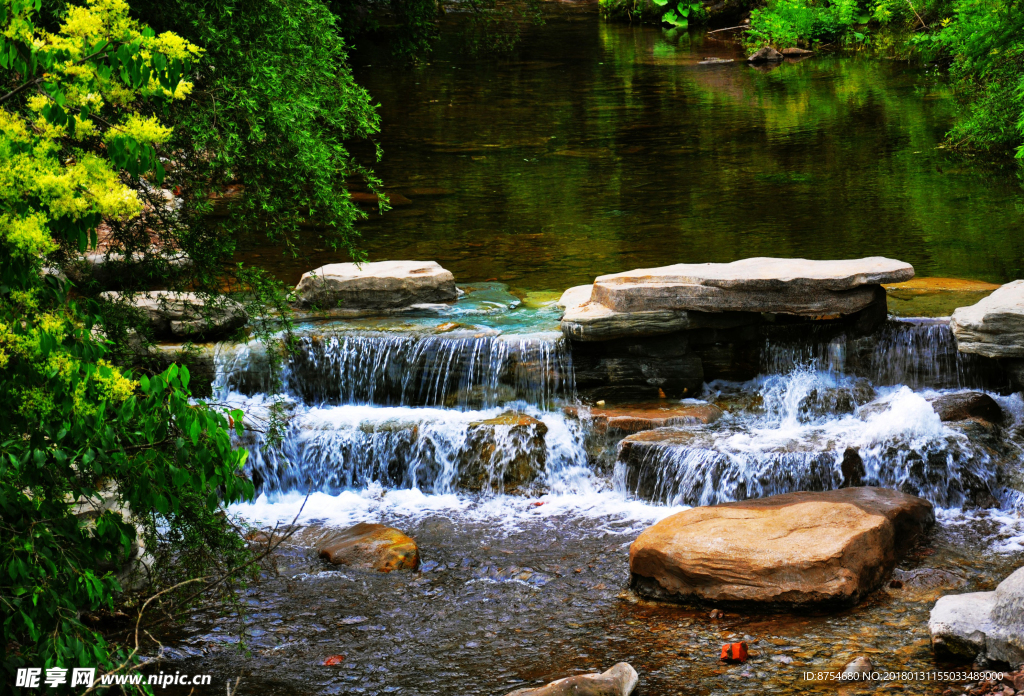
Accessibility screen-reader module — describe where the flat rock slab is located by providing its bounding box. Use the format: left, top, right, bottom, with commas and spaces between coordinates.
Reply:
559, 283, 760, 341
951, 280, 1024, 358
101, 291, 247, 340
566, 402, 723, 434
294, 260, 456, 310
505, 663, 638, 696
590, 257, 913, 316
630, 487, 934, 607
317, 522, 419, 572
930, 566, 1024, 666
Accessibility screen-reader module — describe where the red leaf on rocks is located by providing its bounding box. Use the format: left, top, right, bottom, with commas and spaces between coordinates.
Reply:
720, 642, 748, 663
323, 655, 346, 666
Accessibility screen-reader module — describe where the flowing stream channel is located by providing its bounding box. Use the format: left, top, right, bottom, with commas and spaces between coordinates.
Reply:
155, 286, 1024, 696
159, 8, 1024, 695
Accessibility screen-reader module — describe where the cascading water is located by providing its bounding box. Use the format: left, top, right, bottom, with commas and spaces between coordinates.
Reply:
215, 306, 1024, 516
615, 369, 1012, 507
214, 320, 592, 498
284, 331, 574, 409
762, 318, 1006, 390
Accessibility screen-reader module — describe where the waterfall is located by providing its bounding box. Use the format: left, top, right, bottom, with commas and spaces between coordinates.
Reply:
216, 330, 574, 410
214, 329, 588, 497
762, 319, 1005, 390
615, 369, 1012, 508
215, 316, 1022, 512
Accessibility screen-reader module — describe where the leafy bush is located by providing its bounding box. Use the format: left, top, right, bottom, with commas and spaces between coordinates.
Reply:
1, 0, 254, 687
747, 0, 864, 47
934, 0, 1024, 156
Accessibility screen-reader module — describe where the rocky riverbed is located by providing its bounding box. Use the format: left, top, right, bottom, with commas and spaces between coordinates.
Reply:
152, 498, 1023, 695
136, 256, 1024, 695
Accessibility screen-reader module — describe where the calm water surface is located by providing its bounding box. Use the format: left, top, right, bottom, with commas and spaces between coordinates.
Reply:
260, 12, 1024, 290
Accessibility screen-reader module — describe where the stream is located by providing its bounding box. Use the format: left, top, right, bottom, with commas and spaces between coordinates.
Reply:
153, 290, 1024, 695
159, 9, 1024, 696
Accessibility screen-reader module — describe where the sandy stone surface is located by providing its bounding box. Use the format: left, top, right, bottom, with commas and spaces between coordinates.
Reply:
951, 280, 1024, 358
629, 487, 934, 607
294, 260, 457, 310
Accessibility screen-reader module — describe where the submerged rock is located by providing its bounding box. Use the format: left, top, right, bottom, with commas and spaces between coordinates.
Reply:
930, 566, 1024, 667
101, 291, 247, 340
842, 656, 873, 677
929, 391, 1004, 425
293, 260, 457, 311
893, 568, 968, 597
349, 191, 412, 206
629, 487, 934, 608
505, 663, 638, 696
951, 280, 1024, 358
317, 522, 419, 572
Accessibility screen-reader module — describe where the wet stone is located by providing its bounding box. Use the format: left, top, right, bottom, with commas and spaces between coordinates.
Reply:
505, 662, 639, 696
929, 391, 1004, 425
565, 401, 724, 434
630, 487, 934, 608
315, 523, 419, 572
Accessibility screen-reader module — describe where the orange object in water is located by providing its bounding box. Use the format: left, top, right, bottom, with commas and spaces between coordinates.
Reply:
323, 655, 345, 666
720, 642, 748, 663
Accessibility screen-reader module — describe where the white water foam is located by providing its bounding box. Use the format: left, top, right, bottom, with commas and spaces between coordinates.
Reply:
623, 371, 1006, 507
936, 507, 1024, 554
229, 485, 685, 537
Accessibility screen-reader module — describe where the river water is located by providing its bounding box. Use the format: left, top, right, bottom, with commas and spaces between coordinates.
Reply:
166, 10, 1024, 696
244, 8, 1024, 291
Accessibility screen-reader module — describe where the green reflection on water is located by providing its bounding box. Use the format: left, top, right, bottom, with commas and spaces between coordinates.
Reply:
254, 17, 1024, 293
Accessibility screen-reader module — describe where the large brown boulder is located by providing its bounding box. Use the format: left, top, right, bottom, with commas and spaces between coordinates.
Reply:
293, 260, 457, 311
505, 663, 638, 696
629, 487, 933, 608
317, 522, 419, 572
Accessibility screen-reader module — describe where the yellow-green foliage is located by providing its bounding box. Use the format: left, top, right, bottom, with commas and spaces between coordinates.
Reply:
1, 0, 200, 262
1, 2, 253, 689
0, 0, 202, 430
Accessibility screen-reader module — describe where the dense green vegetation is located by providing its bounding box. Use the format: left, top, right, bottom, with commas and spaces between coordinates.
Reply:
0, 0, 254, 687
0, 0, 383, 688
745, 0, 1024, 158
